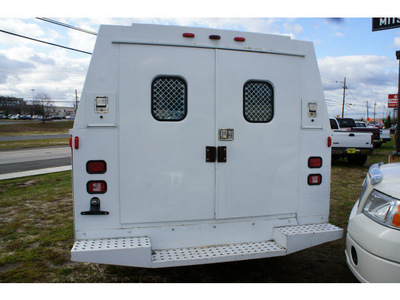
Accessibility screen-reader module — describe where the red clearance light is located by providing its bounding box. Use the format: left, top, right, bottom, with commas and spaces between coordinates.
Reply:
183, 33, 195, 38
87, 160, 107, 174
74, 136, 79, 149
234, 37, 245, 42
308, 157, 323, 168
87, 181, 107, 194
308, 174, 322, 186
327, 136, 332, 147
209, 35, 221, 40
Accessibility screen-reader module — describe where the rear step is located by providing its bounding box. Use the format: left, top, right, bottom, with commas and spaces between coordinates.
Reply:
151, 241, 285, 268
71, 223, 343, 268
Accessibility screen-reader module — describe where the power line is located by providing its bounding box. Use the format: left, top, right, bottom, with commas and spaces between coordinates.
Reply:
36, 17, 97, 36
0, 29, 92, 55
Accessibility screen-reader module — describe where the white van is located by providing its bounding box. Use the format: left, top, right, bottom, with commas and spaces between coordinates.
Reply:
70, 23, 342, 268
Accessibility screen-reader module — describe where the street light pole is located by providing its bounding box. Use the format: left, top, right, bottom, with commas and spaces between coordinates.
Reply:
31, 89, 35, 116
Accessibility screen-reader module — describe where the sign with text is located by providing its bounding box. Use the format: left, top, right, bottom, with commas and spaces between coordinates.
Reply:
388, 94, 399, 108
372, 18, 400, 31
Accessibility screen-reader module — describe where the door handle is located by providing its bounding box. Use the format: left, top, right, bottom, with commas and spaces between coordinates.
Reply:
218, 146, 227, 163
206, 146, 227, 163
206, 146, 216, 162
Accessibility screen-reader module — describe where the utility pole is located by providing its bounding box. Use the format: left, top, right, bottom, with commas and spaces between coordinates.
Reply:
395, 51, 400, 155
390, 50, 400, 161
341, 77, 346, 118
366, 101, 369, 121
373, 101, 376, 123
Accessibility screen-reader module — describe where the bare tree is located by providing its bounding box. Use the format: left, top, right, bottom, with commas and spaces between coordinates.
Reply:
34, 93, 53, 123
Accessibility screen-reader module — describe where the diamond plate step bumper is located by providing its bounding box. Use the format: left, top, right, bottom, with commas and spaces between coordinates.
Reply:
71, 237, 152, 268
273, 223, 343, 254
151, 240, 286, 268
71, 223, 343, 268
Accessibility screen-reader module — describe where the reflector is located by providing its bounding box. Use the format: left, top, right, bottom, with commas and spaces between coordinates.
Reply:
74, 136, 79, 149
182, 33, 195, 38
393, 207, 400, 227
234, 37, 245, 42
87, 181, 107, 194
308, 174, 322, 185
327, 136, 332, 147
308, 157, 322, 168
87, 160, 107, 174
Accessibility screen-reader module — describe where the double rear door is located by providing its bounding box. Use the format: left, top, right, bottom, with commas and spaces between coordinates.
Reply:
119, 44, 300, 224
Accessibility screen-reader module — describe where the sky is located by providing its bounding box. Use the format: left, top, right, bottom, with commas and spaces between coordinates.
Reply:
1, 2, 400, 120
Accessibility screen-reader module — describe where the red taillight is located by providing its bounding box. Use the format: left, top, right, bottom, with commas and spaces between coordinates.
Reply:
183, 33, 195, 38
327, 136, 332, 147
209, 35, 221, 40
308, 157, 322, 168
87, 181, 107, 194
308, 174, 322, 185
69, 136, 72, 148
87, 161, 107, 174
74, 136, 79, 149
234, 37, 245, 42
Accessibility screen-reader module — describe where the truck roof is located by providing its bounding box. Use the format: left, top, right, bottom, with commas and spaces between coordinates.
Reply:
98, 23, 310, 58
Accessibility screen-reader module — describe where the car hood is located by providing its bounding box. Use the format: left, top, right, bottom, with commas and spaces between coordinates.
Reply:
375, 163, 400, 199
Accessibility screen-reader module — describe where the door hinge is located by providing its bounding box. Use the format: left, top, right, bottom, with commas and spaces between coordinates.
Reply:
206, 146, 216, 162
218, 146, 227, 163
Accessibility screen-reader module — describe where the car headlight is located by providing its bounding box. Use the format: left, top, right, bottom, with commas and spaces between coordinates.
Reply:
363, 190, 400, 230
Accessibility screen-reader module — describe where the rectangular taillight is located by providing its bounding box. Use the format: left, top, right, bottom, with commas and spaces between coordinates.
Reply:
308, 157, 322, 168
86, 160, 107, 174
308, 174, 322, 185
87, 181, 107, 194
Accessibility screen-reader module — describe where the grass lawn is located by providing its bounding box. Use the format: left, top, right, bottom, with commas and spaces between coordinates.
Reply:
0, 137, 396, 282
0, 138, 69, 151
0, 121, 72, 150
0, 121, 73, 137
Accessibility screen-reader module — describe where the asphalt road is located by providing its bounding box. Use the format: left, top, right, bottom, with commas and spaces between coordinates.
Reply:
0, 146, 71, 174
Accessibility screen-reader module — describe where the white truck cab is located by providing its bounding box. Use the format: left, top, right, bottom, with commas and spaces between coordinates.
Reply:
70, 23, 342, 268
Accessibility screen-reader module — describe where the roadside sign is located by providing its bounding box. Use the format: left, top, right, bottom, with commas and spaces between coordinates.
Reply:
372, 18, 400, 31
388, 94, 399, 108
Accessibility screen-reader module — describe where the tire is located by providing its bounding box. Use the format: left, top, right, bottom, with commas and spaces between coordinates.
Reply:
347, 154, 367, 166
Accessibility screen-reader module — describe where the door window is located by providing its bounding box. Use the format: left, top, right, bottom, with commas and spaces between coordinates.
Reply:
152, 76, 187, 121
243, 80, 274, 123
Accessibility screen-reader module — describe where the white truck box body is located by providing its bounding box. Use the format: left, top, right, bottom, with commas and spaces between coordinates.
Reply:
70, 23, 342, 268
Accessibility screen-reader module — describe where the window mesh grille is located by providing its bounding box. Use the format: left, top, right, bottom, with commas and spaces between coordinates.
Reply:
152, 76, 187, 121
244, 81, 273, 123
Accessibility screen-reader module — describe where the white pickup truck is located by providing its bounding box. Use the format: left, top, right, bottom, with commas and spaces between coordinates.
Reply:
330, 118, 373, 165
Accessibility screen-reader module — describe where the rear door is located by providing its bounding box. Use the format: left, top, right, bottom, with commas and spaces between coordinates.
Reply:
119, 45, 216, 224
215, 50, 301, 219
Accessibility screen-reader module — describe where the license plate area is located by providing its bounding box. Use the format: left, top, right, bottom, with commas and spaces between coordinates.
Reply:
347, 148, 356, 154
